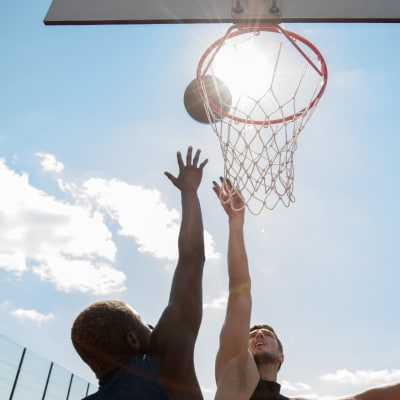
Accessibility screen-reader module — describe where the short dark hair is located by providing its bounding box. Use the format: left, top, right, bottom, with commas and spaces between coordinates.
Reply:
71, 300, 140, 380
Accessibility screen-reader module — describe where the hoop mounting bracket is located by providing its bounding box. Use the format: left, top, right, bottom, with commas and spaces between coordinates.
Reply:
231, 0, 282, 19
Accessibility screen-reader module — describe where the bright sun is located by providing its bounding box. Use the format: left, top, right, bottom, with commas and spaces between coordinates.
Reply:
211, 36, 278, 100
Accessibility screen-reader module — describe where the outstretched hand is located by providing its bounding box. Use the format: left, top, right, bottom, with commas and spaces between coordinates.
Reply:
213, 177, 245, 219
165, 146, 208, 191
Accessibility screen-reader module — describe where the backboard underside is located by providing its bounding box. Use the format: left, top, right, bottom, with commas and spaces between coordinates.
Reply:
44, 0, 400, 25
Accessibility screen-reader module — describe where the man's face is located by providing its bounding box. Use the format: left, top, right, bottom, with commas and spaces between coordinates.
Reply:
248, 328, 280, 356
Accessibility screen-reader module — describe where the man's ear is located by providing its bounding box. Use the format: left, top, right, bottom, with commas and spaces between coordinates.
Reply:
126, 331, 140, 350
277, 353, 284, 370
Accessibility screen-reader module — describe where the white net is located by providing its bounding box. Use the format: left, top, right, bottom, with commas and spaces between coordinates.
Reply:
197, 24, 327, 215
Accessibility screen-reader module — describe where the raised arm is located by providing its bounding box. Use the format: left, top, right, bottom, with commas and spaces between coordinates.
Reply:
213, 179, 259, 400
154, 147, 207, 400
164, 147, 208, 329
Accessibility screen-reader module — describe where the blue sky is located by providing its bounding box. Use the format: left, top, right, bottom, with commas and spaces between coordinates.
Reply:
1, 1, 400, 399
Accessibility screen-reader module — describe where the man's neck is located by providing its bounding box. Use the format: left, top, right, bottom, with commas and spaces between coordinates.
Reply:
257, 363, 278, 382
253, 352, 279, 382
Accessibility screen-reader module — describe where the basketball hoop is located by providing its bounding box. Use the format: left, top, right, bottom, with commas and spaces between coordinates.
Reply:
196, 23, 328, 215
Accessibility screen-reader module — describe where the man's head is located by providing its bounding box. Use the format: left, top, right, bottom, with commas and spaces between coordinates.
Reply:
248, 324, 284, 371
71, 300, 152, 381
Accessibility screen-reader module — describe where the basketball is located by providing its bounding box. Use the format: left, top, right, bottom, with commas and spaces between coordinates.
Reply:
183, 75, 232, 124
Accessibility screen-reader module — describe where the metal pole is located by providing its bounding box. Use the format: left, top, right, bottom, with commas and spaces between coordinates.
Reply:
66, 373, 74, 400
41, 361, 54, 400
9, 347, 26, 400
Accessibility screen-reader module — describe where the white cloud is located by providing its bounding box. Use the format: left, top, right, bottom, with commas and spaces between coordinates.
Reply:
204, 293, 227, 309
83, 178, 181, 260
294, 369, 400, 400
33, 254, 126, 295
0, 155, 219, 295
201, 386, 215, 396
320, 368, 400, 385
0, 250, 27, 275
281, 380, 312, 393
1, 301, 12, 310
35, 152, 64, 173
0, 159, 123, 295
204, 230, 221, 263
280, 380, 323, 400
78, 177, 220, 263
10, 308, 55, 325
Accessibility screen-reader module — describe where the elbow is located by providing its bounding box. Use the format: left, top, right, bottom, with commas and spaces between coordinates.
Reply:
180, 243, 206, 265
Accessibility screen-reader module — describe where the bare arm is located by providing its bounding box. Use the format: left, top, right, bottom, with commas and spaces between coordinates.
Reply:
339, 382, 400, 400
153, 147, 207, 400
213, 179, 259, 400
294, 382, 400, 400
164, 147, 208, 331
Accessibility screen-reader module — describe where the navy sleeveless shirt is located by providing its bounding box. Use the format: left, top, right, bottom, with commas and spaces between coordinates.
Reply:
250, 379, 290, 400
85, 355, 171, 400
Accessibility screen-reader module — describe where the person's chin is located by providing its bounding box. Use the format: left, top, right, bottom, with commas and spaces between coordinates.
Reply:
253, 351, 278, 365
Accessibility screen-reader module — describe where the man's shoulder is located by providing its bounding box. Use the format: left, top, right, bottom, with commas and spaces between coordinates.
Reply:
87, 356, 171, 400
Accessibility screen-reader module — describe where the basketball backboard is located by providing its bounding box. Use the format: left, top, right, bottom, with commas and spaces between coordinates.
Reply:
44, 0, 400, 25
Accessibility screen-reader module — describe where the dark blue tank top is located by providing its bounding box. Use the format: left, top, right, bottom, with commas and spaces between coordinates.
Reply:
85, 355, 171, 400
250, 379, 289, 400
